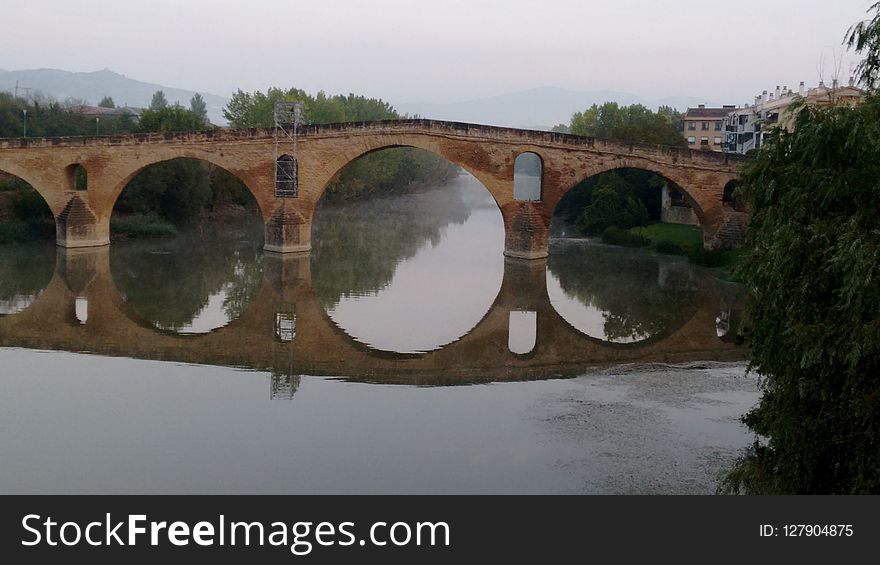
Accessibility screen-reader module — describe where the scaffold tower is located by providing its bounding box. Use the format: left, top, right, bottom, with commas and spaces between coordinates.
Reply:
273, 101, 305, 197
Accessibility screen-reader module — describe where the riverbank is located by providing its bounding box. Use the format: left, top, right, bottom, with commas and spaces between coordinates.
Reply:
553, 220, 744, 276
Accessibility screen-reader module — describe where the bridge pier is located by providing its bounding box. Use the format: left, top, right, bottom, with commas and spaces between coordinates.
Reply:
263, 202, 312, 254
501, 201, 549, 260
55, 195, 109, 249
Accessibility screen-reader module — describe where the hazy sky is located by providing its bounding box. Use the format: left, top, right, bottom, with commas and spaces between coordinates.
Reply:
0, 0, 873, 104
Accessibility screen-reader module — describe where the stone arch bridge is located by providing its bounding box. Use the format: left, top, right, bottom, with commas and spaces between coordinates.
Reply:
0, 119, 748, 257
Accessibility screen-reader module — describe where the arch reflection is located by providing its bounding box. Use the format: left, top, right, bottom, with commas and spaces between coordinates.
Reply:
0, 243, 55, 316
0, 237, 747, 388
110, 226, 264, 334
546, 241, 701, 343
311, 170, 505, 354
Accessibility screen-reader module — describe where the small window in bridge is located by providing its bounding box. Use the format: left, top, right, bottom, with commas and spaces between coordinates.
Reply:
75, 297, 88, 325
66, 164, 88, 191
274, 306, 296, 342
508, 310, 537, 355
722, 180, 746, 211
275, 154, 298, 198
514, 152, 542, 201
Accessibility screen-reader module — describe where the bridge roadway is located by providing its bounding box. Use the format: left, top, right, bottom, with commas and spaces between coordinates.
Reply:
0, 119, 748, 257
0, 247, 746, 387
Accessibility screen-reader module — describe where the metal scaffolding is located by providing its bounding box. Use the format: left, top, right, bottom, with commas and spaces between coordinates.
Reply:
273, 101, 305, 197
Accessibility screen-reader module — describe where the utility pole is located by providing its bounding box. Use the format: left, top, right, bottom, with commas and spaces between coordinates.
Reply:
22, 109, 27, 138
96, 117, 100, 136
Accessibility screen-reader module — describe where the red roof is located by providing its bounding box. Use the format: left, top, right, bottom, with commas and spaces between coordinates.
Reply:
684, 107, 735, 119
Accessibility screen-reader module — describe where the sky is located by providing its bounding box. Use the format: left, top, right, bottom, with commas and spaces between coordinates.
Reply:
0, 0, 873, 105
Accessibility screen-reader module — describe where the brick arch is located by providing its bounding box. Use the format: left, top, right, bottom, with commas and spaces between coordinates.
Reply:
107, 153, 270, 221
304, 135, 509, 217
548, 156, 714, 226
0, 165, 57, 220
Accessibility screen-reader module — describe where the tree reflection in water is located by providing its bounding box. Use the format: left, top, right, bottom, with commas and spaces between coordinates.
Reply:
310, 183, 473, 309
110, 223, 264, 333
0, 243, 55, 315
547, 241, 703, 343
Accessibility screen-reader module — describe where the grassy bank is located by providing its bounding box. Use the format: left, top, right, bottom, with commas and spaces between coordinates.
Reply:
606, 222, 745, 272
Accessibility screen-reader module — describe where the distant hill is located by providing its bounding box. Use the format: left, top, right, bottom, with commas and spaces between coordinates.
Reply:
0, 69, 724, 131
0, 68, 229, 125
396, 87, 722, 130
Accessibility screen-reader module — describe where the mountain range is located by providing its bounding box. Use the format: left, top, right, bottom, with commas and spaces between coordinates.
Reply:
0, 68, 721, 130
0, 68, 229, 124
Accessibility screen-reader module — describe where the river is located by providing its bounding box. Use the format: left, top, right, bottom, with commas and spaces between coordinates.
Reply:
0, 171, 758, 493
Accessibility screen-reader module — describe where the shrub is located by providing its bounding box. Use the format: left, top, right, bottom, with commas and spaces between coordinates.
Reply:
654, 240, 684, 255
111, 215, 178, 238
600, 226, 648, 247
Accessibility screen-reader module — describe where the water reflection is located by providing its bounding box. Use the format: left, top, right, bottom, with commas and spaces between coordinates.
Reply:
547, 241, 702, 343
0, 243, 55, 315
110, 226, 264, 334
311, 173, 505, 353
0, 187, 747, 386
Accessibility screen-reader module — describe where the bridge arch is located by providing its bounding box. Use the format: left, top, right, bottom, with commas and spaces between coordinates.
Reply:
309, 138, 508, 214
0, 164, 58, 220
552, 157, 711, 226
109, 154, 269, 222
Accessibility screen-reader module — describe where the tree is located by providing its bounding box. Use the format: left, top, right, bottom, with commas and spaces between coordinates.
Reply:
138, 105, 207, 133
657, 105, 684, 133
149, 90, 168, 111
846, 2, 880, 90
569, 102, 686, 147
576, 174, 649, 235
721, 7, 880, 492
98, 96, 116, 109
190, 93, 208, 123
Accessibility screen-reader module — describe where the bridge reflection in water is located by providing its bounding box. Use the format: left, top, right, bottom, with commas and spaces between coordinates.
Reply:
0, 244, 746, 397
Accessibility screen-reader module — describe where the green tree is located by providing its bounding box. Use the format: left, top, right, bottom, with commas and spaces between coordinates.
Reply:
720, 2, 880, 494
576, 174, 649, 235
846, 2, 880, 90
149, 90, 168, 111
657, 105, 684, 132
98, 96, 116, 108
138, 105, 207, 133
190, 93, 208, 123
570, 102, 686, 147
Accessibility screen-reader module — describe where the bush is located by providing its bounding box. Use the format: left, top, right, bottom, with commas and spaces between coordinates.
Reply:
600, 226, 648, 247
111, 215, 178, 238
654, 240, 684, 255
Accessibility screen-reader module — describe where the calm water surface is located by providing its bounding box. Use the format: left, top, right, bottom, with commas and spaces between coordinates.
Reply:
0, 172, 754, 493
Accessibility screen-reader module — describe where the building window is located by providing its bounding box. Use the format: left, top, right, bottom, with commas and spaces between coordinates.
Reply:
687, 122, 696, 131
714, 137, 722, 144
687, 136, 695, 144
702, 122, 709, 130
714, 121, 722, 131
701, 137, 709, 145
